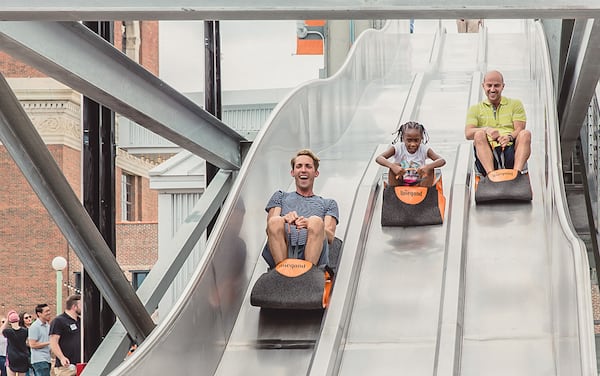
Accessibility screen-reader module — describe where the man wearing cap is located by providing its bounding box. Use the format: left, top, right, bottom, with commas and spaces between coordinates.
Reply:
50, 295, 81, 376
28, 304, 52, 376
1, 310, 30, 375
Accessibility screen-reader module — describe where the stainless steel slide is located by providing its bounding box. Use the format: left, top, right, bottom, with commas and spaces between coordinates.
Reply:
108, 20, 596, 376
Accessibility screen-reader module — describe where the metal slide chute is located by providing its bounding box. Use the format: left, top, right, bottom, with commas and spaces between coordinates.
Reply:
107, 20, 595, 376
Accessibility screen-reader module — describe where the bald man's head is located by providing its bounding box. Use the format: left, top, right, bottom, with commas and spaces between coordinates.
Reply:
482, 70, 505, 105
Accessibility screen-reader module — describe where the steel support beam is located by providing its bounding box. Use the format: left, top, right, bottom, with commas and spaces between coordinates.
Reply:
558, 18, 600, 167
1, 1, 600, 20
204, 20, 222, 235
83, 170, 233, 375
81, 20, 117, 362
0, 21, 244, 170
0, 72, 155, 345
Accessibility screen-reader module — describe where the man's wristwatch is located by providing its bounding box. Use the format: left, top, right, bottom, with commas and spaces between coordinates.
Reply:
508, 134, 514, 142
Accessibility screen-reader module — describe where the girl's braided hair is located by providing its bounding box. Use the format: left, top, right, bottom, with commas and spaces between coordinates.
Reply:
392, 121, 429, 145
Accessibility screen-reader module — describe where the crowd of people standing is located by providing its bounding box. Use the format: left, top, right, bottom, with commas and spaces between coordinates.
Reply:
0, 295, 81, 376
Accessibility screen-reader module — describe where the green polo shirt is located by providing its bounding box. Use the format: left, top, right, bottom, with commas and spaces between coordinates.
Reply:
466, 96, 527, 148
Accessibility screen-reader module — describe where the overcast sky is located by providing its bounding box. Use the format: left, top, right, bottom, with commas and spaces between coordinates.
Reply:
158, 20, 324, 93
157, 19, 523, 94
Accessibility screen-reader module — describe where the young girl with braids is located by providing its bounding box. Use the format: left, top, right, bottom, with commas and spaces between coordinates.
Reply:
376, 121, 446, 187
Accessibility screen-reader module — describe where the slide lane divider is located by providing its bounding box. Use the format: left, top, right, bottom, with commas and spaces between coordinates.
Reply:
433, 143, 473, 376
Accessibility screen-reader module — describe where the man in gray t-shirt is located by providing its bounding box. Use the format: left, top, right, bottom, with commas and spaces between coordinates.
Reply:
29, 303, 52, 376
262, 149, 339, 268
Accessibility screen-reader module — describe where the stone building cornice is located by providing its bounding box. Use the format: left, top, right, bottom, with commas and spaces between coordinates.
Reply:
117, 148, 158, 178
6, 77, 157, 176
8, 77, 82, 150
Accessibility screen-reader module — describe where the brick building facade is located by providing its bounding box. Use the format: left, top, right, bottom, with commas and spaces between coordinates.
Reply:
0, 21, 160, 316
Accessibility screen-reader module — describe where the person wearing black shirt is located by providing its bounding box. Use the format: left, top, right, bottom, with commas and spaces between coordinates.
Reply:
49, 295, 81, 376
1, 310, 29, 376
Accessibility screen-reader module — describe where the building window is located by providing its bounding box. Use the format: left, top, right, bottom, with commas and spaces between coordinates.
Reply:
121, 173, 135, 221
131, 270, 149, 291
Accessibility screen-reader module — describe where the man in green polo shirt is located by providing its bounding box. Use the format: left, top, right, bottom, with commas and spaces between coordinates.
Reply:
465, 70, 532, 176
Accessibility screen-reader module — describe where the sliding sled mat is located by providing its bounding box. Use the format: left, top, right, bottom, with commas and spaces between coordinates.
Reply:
381, 178, 446, 226
250, 259, 333, 310
475, 169, 532, 203
327, 237, 343, 275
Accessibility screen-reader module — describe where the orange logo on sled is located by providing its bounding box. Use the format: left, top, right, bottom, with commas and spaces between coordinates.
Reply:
394, 186, 428, 205
276, 258, 312, 277
487, 169, 518, 183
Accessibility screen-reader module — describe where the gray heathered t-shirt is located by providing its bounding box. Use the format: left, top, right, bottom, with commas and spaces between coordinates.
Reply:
29, 319, 51, 363
265, 190, 339, 246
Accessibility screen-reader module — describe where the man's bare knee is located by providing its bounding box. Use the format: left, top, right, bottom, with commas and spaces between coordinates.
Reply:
266, 216, 285, 235
516, 129, 531, 144
306, 216, 325, 236
473, 130, 488, 143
